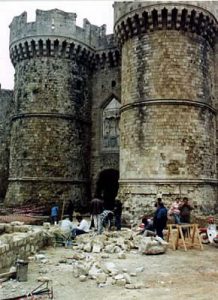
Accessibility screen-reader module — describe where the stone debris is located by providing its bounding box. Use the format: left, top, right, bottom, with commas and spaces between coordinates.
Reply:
117, 252, 126, 259
125, 282, 144, 289
115, 278, 126, 286
123, 273, 131, 284
83, 242, 92, 252
92, 243, 102, 253
96, 273, 107, 284
88, 264, 102, 279
135, 266, 144, 273
57, 229, 165, 289
0, 223, 168, 291
35, 254, 46, 261
139, 236, 168, 255
101, 253, 109, 259
102, 262, 118, 275
43, 222, 51, 230
70, 252, 86, 261
79, 275, 87, 282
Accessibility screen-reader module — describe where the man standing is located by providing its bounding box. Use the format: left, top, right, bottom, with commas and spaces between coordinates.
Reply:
90, 197, 104, 231
67, 200, 74, 222
114, 199, 122, 230
179, 197, 193, 223
153, 202, 168, 239
50, 202, 59, 225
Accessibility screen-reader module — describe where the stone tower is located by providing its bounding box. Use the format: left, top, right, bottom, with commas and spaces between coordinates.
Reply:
6, 10, 91, 209
5, 9, 120, 209
114, 1, 218, 216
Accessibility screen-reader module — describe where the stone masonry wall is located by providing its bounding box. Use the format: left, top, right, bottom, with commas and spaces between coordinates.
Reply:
0, 226, 47, 272
0, 88, 14, 202
121, 31, 215, 106
5, 57, 91, 210
120, 104, 216, 179
90, 66, 121, 196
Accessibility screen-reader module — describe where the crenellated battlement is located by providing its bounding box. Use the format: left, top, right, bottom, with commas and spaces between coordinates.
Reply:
114, 2, 218, 47
10, 9, 112, 50
9, 9, 120, 68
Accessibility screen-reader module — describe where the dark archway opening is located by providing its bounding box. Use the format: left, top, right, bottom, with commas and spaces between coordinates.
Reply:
95, 169, 119, 210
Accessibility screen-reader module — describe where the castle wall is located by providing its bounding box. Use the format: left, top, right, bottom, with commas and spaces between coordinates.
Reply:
215, 35, 218, 212
2, 3, 218, 217
115, 2, 217, 216
0, 88, 14, 202
91, 66, 121, 195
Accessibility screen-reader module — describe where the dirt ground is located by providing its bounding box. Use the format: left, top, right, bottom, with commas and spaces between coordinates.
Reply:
1, 234, 218, 300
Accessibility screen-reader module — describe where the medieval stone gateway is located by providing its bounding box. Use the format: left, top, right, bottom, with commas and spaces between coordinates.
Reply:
0, 1, 218, 217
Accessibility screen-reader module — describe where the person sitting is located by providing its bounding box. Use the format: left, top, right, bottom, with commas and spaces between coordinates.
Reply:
72, 215, 89, 238
59, 215, 74, 236
141, 215, 155, 236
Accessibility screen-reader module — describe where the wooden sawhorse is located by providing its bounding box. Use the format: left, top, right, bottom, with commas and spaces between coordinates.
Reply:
167, 224, 203, 251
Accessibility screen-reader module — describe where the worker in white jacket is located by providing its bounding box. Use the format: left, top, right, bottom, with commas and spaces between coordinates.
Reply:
72, 215, 89, 238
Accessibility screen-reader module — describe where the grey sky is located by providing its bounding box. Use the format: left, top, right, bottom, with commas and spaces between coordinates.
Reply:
0, 1, 114, 89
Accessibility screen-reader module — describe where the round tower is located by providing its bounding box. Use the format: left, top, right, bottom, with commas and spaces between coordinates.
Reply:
114, 1, 218, 216
5, 9, 99, 209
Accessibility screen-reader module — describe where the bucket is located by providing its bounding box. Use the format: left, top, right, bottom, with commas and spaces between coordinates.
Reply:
16, 259, 28, 282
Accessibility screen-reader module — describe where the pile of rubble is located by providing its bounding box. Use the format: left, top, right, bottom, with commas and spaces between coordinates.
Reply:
46, 228, 168, 289
0, 222, 168, 291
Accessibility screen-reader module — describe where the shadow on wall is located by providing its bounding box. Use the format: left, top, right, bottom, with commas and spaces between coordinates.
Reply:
95, 169, 119, 210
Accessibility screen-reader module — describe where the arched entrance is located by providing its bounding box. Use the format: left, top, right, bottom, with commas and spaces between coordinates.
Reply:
95, 169, 119, 210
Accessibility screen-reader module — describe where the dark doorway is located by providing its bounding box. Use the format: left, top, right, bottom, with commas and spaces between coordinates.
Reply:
95, 169, 119, 210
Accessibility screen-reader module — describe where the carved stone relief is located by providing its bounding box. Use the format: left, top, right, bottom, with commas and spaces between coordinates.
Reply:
102, 98, 120, 150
